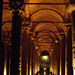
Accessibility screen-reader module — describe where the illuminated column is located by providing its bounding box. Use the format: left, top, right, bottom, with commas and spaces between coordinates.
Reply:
30, 41, 35, 75
57, 42, 60, 75
31, 53, 33, 75
52, 46, 58, 75
52, 50, 55, 74
66, 25, 72, 75
35, 55, 38, 74
37, 55, 39, 72
60, 34, 65, 75
28, 39, 30, 75
73, 48, 75, 75
34, 52, 38, 74
31, 42, 33, 75
30, 41, 33, 75
0, 0, 4, 75
22, 30, 28, 75
27, 49, 28, 75
50, 49, 53, 73
28, 40, 34, 75
63, 24, 72, 75
28, 39, 33, 75
7, 44, 11, 75
71, 11, 75, 75
32, 44, 36, 75
67, 3, 75, 75
9, 0, 24, 75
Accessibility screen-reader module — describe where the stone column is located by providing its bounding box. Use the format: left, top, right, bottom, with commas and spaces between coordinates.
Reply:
60, 34, 65, 75
9, 0, 24, 75
67, 3, 75, 75
30, 41, 35, 75
28, 39, 30, 75
33, 44, 36, 75
0, 0, 4, 75
50, 49, 53, 73
22, 30, 28, 75
52, 50, 55, 74
66, 25, 72, 75
52, 46, 58, 75
63, 24, 72, 75
57, 42, 60, 75
71, 10, 75, 75
30, 41, 32, 75
0, 42, 4, 75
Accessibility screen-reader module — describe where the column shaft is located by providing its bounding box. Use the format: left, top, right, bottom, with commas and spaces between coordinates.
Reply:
66, 25, 73, 75
60, 34, 65, 75
72, 10, 75, 45
0, 0, 4, 75
28, 39, 30, 75
22, 31, 28, 75
71, 10, 75, 75
50, 51, 53, 73
31, 41, 34, 75
10, 13, 22, 75
0, 42, 4, 75
57, 43, 60, 75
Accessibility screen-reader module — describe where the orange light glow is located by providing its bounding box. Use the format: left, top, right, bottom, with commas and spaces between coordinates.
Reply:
44, 71, 46, 75
74, 70, 75, 75
4, 61, 7, 75
72, 48, 75, 75
43, 56, 48, 59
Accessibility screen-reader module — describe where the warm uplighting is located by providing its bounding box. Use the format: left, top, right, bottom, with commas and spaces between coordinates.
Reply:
50, 66, 53, 73
35, 65, 37, 74
30, 68, 31, 75
39, 54, 40, 56
73, 49, 75, 75
4, 61, 7, 75
40, 55, 49, 62
36, 46, 38, 49
60, 61, 61, 75
44, 68, 46, 70
55, 40, 58, 43
44, 71, 46, 75
60, 69, 61, 75
43, 56, 48, 59
31, 38, 35, 41
74, 70, 75, 75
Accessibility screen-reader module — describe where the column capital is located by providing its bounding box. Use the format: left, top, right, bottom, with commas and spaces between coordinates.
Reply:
63, 23, 71, 35
9, 0, 24, 16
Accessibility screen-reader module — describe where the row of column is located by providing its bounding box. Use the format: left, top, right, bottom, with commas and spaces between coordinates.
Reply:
54, 25, 73, 75
0, 1, 75, 75
51, 24, 72, 75
0, 0, 38, 75
22, 30, 37, 75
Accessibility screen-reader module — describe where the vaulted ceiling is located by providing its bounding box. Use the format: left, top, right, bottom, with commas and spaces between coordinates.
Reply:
2, 0, 71, 54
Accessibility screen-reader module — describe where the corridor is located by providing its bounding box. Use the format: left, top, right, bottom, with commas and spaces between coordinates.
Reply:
0, 0, 75, 75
